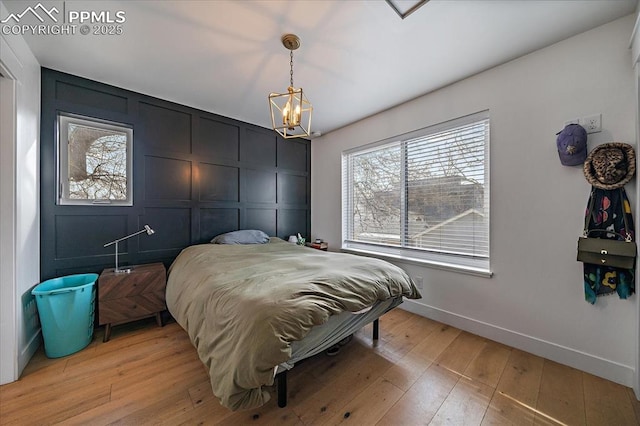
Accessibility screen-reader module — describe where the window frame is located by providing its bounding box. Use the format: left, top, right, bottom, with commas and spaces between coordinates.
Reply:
57, 112, 134, 206
341, 111, 491, 276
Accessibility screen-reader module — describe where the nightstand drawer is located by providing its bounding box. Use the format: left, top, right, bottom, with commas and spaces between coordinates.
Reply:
99, 290, 165, 325
99, 265, 166, 300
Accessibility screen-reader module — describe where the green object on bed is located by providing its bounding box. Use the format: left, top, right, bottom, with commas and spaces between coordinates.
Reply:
166, 237, 421, 411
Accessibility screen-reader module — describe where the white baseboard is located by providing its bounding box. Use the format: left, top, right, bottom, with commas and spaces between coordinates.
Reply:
18, 329, 41, 377
399, 299, 634, 388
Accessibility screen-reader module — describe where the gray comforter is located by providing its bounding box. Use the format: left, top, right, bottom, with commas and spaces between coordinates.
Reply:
166, 238, 421, 410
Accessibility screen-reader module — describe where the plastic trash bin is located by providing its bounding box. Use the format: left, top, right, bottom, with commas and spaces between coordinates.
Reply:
31, 273, 98, 358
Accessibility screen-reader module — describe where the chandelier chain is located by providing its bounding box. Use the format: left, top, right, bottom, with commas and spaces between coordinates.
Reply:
290, 50, 294, 87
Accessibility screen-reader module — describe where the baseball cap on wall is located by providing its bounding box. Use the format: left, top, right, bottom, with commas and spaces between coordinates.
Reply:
556, 123, 587, 166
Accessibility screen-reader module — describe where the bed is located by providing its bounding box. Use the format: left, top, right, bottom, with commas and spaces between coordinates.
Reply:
166, 234, 421, 411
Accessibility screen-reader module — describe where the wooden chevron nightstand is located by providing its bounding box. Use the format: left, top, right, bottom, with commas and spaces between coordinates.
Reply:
98, 262, 166, 342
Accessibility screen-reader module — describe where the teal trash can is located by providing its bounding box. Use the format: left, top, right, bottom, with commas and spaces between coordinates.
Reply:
31, 273, 98, 358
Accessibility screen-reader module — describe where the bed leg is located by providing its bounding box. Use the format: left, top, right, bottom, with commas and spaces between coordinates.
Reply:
373, 318, 379, 340
277, 370, 287, 408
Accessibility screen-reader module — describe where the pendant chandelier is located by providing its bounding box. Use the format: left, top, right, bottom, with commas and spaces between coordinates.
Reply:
269, 34, 313, 139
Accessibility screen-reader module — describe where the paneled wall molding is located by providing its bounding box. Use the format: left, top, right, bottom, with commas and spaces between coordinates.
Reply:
41, 68, 311, 280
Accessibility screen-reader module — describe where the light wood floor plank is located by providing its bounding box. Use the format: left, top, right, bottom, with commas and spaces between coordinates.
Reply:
435, 330, 486, 376
161, 398, 233, 426
211, 394, 304, 426
482, 349, 544, 426
188, 377, 218, 408
430, 376, 494, 426
583, 372, 638, 425
59, 397, 160, 426
377, 364, 459, 426
17, 346, 67, 377
482, 392, 534, 426
626, 387, 640, 424
289, 344, 392, 425
407, 323, 462, 363
1, 310, 637, 425
322, 377, 404, 425
381, 348, 433, 392
55, 355, 208, 425
375, 308, 415, 330
464, 340, 512, 388
369, 314, 441, 363
306, 336, 381, 384
377, 312, 441, 392
108, 390, 195, 425
108, 353, 203, 397
536, 360, 586, 426
3, 375, 111, 425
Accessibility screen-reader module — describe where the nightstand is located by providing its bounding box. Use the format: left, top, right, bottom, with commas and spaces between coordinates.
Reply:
98, 262, 166, 342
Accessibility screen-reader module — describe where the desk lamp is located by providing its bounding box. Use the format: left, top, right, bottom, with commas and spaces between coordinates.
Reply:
103, 224, 155, 274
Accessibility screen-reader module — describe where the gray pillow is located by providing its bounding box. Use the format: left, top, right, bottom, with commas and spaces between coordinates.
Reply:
211, 230, 270, 245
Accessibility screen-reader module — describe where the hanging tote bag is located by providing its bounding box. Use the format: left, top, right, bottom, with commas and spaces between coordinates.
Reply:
577, 231, 636, 268
577, 189, 637, 269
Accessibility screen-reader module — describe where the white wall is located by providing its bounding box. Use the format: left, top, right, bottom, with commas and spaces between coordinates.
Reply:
631, 2, 640, 400
0, 0, 41, 384
312, 14, 637, 387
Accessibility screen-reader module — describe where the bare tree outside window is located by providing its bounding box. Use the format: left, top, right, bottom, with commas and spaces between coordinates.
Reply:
58, 114, 133, 206
343, 111, 490, 272
352, 144, 401, 244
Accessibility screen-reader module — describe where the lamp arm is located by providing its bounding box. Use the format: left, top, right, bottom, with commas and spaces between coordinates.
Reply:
103, 228, 148, 247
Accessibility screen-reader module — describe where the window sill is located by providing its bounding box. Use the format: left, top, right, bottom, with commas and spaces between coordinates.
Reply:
340, 247, 493, 278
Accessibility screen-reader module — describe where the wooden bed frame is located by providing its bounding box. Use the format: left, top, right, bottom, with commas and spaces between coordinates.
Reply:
275, 318, 379, 407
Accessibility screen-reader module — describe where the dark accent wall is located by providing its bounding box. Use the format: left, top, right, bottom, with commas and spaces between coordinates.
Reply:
40, 68, 311, 280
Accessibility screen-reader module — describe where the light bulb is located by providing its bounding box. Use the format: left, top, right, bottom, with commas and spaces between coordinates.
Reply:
282, 101, 290, 125
294, 105, 301, 126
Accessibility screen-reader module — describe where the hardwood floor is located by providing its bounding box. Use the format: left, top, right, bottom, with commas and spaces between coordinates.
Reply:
1, 309, 639, 425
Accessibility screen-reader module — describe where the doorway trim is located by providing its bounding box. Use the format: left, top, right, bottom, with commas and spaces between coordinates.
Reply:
0, 61, 18, 385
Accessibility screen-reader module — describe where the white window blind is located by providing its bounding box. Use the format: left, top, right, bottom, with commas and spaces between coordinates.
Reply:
342, 111, 490, 273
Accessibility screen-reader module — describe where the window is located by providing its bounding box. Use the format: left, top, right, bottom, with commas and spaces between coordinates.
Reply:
342, 111, 490, 274
58, 113, 133, 206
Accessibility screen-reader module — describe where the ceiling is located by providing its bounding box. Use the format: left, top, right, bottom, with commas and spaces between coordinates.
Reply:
3, 0, 638, 136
